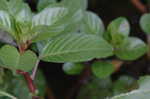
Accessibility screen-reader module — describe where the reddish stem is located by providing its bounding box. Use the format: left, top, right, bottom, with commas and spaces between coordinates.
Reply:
131, 0, 148, 13
17, 70, 39, 99
17, 42, 39, 99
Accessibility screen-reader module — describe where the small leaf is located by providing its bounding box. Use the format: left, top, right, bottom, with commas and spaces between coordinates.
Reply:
106, 17, 130, 47
140, 14, 150, 34
0, 45, 37, 71
81, 11, 104, 36
63, 62, 84, 75
115, 37, 147, 60
107, 17, 130, 37
92, 61, 115, 78
40, 33, 113, 63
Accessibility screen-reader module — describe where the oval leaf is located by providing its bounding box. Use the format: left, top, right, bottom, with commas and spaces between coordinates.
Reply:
81, 11, 104, 36
92, 61, 115, 78
106, 17, 130, 46
0, 45, 38, 71
115, 37, 147, 60
40, 33, 113, 63
140, 14, 150, 34
63, 62, 84, 75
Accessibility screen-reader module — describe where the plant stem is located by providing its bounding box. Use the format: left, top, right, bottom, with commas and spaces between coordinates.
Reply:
16, 70, 39, 99
17, 43, 40, 99
31, 59, 40, 80
131, 0, 147, 13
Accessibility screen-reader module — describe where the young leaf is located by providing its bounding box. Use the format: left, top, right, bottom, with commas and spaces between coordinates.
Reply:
115, 37, 147, 60
92, 61, 115, 78
140, 14, 150, 34
81, 11, 104, 36
107, 17, 130, 37
63, 62, 84, 75
0, 11, 12, 32
40, 33, 113, 63
106, 17, 130, 46
0, 45, 37, 71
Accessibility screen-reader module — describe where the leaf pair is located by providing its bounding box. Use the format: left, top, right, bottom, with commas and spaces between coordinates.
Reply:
0, 45, 37, 71
105, 17, 147, 60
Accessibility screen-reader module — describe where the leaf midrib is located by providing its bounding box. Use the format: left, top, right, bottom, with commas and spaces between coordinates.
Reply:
41, 47, 112, 58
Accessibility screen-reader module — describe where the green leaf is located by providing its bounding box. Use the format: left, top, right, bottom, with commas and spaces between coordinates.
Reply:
92, 61, 114, 78
31, 7, 71, 42
140, 14, 150, 34
0, 11, 12, 32
106, 17, 130, 46
113, 76, 138, 95
111, 76, 150, 99
115, 37, 147, 60
0, 0, 26, 16
81, 11, 104, 36
32, 7, 68, 26
0, 45, 37, 71
15, 4, 32, 23
63, 62, 84, 75
37, 0, 57, 11
40, 33, 113, 63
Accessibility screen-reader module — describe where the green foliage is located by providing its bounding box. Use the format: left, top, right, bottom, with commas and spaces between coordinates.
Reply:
106, 17, 130, 47
0, 45, 37, 71
0, 0, 148, 98
112, 76, 150, 99
0, 70, 45, 99
77, 76, 137, 99
40, 33, 113, 63
92, 61, 115, 78
81, 11, 105, 36
115, 37, 147, 60
140, 14, 150, 34
63, 62, 84, 75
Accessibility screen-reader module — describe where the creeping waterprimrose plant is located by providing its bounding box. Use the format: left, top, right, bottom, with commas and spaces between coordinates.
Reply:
0, 0, 149, 99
